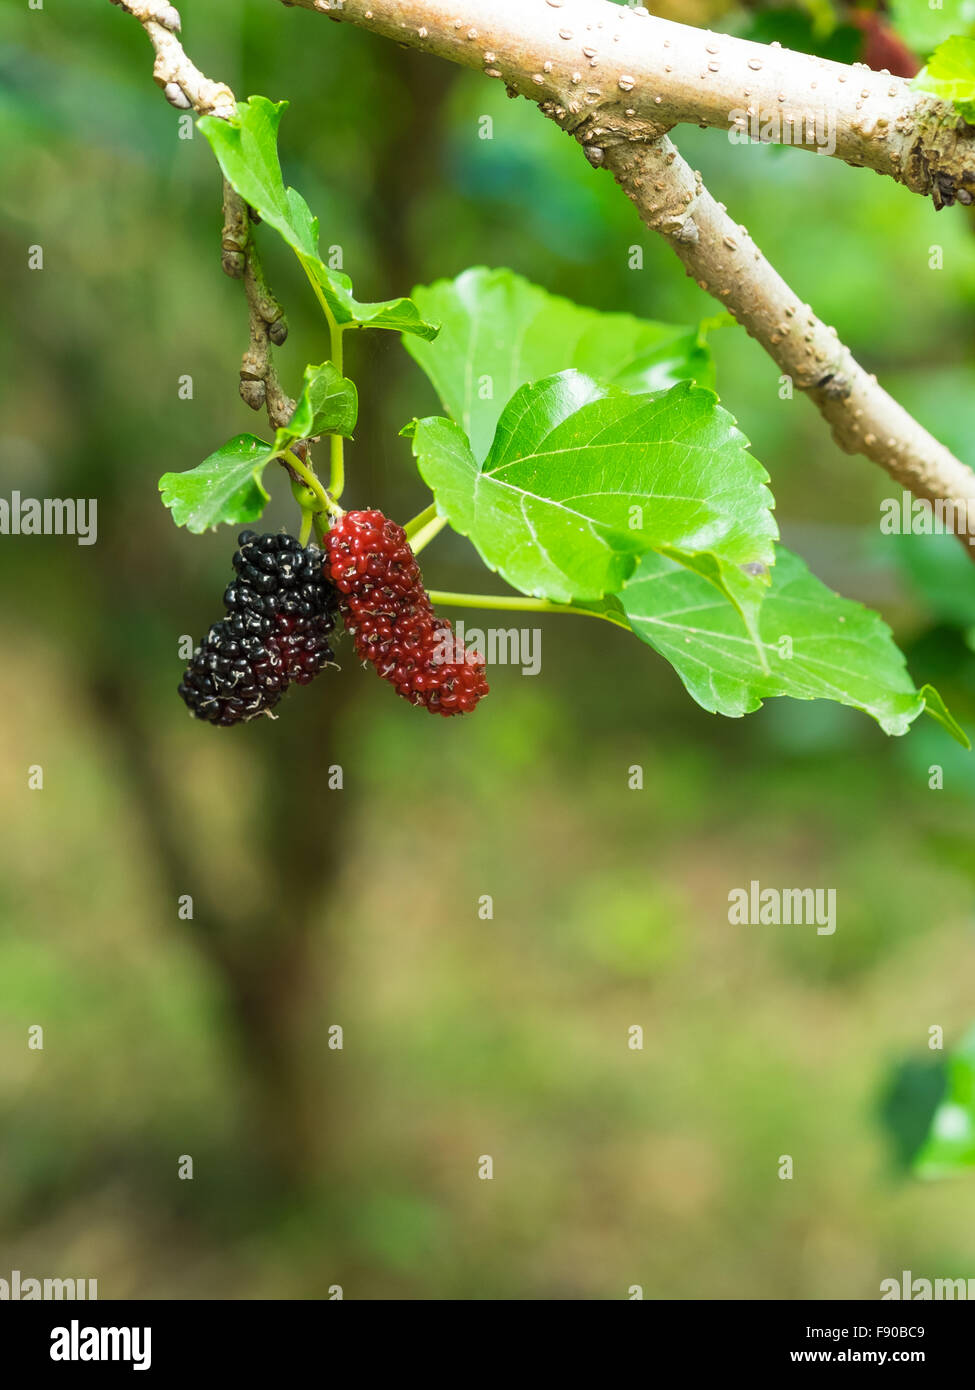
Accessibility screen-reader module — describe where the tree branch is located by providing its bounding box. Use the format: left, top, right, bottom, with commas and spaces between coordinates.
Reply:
284, 0, 975, 206
114, 0, 975, 545
284, 0, 975, 550
601, 131, 975, 535
221, 184, 296, 430
115, 0, 297, 434
110, 0, 235, 117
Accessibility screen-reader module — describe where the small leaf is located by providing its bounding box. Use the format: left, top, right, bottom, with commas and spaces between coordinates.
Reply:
914, 35, 975, 122
408, 371, 776, 622
406, 266, 717, 461
620, 546, 965, 739
273, 361, 358, 453
913, 1027, 975, 1177
199, 97, 438, 339
159, 434, 273, 533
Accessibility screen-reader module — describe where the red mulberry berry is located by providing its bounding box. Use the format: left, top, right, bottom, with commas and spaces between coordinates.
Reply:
324, 509, 488, 716
179, 531, 339, 726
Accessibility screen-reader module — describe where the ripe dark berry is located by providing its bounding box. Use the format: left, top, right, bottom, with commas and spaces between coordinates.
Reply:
179, 531, 339, 726
324, 509, 488, 716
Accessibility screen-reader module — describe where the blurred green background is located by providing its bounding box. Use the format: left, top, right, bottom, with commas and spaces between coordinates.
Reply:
3, 0, 975, 1299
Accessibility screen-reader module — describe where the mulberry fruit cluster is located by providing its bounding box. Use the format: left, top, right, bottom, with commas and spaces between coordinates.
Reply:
324, 509, 489, 716
179, 531, 339, 726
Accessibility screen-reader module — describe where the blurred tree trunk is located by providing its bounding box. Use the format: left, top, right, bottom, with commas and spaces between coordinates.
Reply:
87, 650, 354, 1187
80, 42, 459, 1192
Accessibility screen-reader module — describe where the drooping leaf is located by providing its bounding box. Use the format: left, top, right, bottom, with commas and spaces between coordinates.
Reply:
915, 35, 975, 121
913, 1027, 975, 1177
619, 546, 967, 741
273, 361, 358, 454
312, 271, 440, 337
406, 371, 776, 624
199, 97, 317, 256
405, 266, 718, 461
920, 682, 970, 744
198, 97, 438, 338
159, 434, 274, 533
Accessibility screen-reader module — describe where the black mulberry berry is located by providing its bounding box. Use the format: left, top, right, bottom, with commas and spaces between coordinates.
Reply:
179, 531, 339, 726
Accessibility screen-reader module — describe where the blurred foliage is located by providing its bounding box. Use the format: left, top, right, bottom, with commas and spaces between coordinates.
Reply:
889, 0, 975, 58
915, 34, 975, 121
878, 1055, 948, 1172
1, 0, 975, 1299
913, 1029, 975, 1177
739, 8, 863, 62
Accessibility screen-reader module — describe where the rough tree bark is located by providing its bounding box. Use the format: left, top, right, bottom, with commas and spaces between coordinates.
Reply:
601, 132, 975, 524
287, 0, 975, 204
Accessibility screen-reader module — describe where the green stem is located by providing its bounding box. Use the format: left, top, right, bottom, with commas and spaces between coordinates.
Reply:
409, 514, 448, 556
298, 509, 313, 547
404, 502, 438, 540
328, 321, 346, 499
427, 590, 623, 625
298, 255, 347, 500
283, 448, 341, 520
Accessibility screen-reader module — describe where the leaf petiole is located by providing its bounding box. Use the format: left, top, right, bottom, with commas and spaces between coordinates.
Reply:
408, 513, 448, 555
327, 318, 346, 499
404, 502, 438, 539
427, 590, 625, 627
